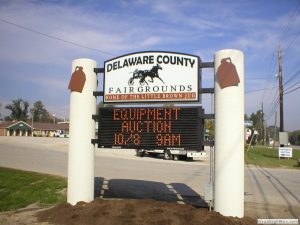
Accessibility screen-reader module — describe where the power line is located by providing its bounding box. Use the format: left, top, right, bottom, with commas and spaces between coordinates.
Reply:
262, 1, 300, 125
261, 51, 276, 101
263, 1, 300, 122
283, 29, 300, 54
265, 90, 279, 114
246, 86, 277, 94
283, 68, 300, 86
285, 79, 300, 92
284, 85, 300, 95
267, 88, 278, 108
278, 0, 300, 45
283, 63, 300, 84
265, 98, 279, 121
0, 17, 114, 56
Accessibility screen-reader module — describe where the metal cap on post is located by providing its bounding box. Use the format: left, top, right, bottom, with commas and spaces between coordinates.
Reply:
214, 49, 244, 217
67, 58, 97, 205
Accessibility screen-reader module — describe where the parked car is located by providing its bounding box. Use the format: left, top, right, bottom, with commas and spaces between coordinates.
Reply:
53, 130, 69, 138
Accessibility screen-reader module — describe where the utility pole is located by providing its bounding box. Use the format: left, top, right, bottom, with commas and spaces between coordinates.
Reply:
261, 102, 266, 145
278, 46, 284, 132
273, 111, 277, 148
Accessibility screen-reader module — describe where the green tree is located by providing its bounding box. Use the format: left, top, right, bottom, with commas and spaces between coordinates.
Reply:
97, 101, 114, 109
204, 119, 214, 138
267, 125, 279, 144
97, 101, 105, 109
249, 110, 264, 144
31, 101, 52, 122
289, 130, 300, 145
5, 99, 29, 121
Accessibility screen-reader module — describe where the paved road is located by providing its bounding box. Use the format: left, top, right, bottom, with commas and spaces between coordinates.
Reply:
0, 137, 300, 218
291, 145, 300, 150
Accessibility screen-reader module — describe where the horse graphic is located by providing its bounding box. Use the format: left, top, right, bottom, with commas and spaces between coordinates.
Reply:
128, 64, 164, 86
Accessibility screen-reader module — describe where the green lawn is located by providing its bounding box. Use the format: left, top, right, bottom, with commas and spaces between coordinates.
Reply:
0, 167, 67, 212
245, 146, 300, 169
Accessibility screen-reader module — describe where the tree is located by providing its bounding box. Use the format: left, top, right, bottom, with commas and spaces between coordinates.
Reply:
289, 130, 300, 145
97, 101, 114, 109
204, 119, 214, 138
249, 110, 264, 144
5, 99, 29, 121
31, 100, 52, 122
97, 101, 105, 109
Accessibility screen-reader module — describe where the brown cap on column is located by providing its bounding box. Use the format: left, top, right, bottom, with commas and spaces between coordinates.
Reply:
216, 58, 240, 89
68, 66, 86, 93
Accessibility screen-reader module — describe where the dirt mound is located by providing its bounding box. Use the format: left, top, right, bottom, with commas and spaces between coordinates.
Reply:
38, 199, 255, 225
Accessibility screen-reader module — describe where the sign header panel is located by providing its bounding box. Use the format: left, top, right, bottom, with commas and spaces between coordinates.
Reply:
104, 52, 200, 103
97, 107, 204, 150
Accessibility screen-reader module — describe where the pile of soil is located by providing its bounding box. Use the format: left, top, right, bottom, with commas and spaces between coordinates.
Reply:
38, 199, 256, 225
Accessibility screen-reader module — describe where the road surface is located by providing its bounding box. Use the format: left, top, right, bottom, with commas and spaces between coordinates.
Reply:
0, 136, 299, 219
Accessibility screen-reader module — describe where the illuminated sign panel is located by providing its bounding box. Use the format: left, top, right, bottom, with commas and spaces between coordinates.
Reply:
97, 107, 204, 150
104, 51, 200, 103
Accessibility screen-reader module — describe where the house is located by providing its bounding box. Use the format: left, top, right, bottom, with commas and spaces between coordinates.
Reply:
0, 121, 33, 136
33, 122, 69, 137
0, 121, 69, 137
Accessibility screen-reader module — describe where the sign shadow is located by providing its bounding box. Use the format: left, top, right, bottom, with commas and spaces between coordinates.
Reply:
94, 177, 207, 208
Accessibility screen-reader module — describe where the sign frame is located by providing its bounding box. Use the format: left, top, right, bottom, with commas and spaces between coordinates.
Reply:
103, 51, 201, 103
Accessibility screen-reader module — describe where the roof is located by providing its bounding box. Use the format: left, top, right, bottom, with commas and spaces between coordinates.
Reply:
33, 122, 69, 131
8, 121, 33, 131
0, 121, 18, 129
0, 121, 69, 130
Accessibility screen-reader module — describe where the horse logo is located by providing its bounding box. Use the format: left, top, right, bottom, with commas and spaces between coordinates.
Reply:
128, 64, 164, 86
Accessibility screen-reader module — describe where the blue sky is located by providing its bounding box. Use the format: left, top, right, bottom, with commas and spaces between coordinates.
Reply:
0, 0, 299, 131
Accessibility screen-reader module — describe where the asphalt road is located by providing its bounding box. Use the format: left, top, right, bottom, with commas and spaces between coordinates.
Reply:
0, 137, 299, 219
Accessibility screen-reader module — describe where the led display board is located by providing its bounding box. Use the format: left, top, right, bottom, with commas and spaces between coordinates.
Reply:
97, 107, 204, 150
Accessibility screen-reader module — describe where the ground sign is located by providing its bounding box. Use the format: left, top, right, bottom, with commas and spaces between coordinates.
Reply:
278, 147, 293, 158
97, 107, 204, 150
104, 51, 200, 103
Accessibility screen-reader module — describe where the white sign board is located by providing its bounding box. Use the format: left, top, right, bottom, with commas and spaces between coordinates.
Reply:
279, 132, 289, 146
104, 51, 199, 103
278, 147, 293, 158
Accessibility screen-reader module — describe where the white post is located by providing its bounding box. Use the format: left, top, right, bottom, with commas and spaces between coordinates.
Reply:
67, 58, 97, 205
214, 49, 244, 217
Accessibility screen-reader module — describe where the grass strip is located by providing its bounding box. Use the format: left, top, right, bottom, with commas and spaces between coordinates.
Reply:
245, 146, 300, 169
0, 167, 66, 212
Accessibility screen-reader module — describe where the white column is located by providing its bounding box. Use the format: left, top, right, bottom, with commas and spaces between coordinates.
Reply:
67, 58, 97, 205
214, 49, 244, 217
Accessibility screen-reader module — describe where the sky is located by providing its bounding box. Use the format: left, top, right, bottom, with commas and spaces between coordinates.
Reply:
0, 0, 300, 131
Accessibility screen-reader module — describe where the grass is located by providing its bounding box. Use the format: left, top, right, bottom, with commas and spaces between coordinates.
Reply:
245, 145, 300, 169
0, 167, 67, 212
